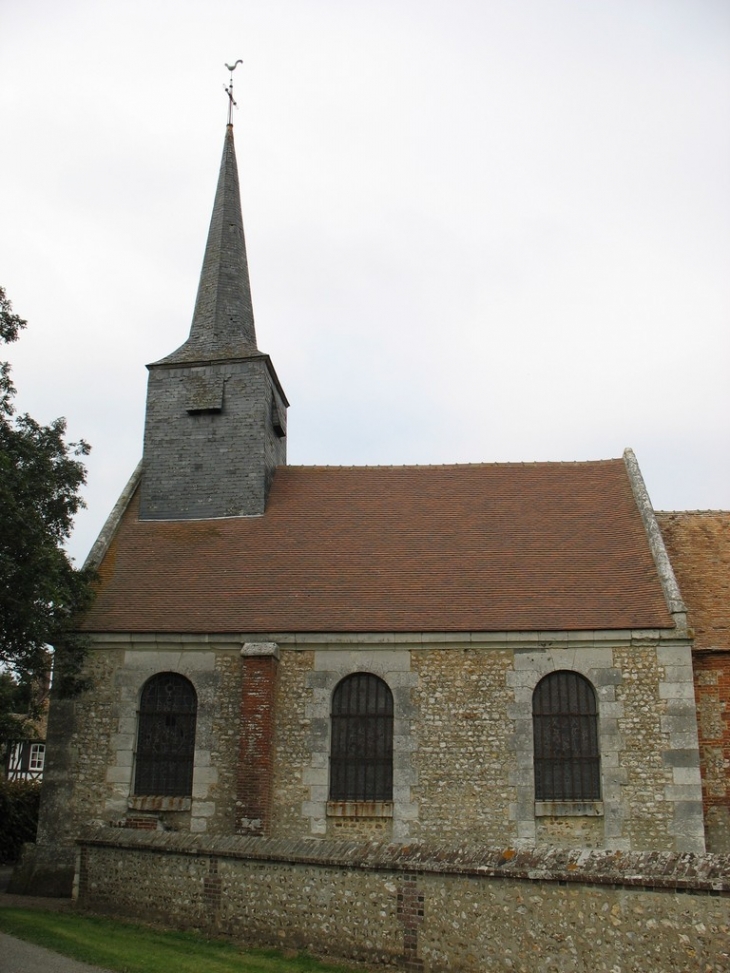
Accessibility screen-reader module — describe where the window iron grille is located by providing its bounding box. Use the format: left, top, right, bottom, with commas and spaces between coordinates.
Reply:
533, 670, 600, 802
134, 673, 197, 797
330, 673, 393, 802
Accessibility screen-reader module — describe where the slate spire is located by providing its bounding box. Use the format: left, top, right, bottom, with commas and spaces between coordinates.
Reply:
140, 121, 288, 521
159, 124, 258, 364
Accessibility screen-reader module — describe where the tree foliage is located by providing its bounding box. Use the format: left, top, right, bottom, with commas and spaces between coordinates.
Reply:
0, 287, 95, 736
0, 778, 41, 862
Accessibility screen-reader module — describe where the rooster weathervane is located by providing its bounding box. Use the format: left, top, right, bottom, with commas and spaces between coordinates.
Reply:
225, 60, 243, 125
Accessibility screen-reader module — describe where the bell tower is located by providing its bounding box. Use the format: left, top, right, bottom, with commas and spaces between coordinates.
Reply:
140, 122, 287, 520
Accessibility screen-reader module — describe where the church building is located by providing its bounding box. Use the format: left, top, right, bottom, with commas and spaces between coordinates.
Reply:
20, 118, 729, 971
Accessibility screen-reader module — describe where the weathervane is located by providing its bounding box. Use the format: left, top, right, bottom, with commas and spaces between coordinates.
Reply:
224, 60, 243, 125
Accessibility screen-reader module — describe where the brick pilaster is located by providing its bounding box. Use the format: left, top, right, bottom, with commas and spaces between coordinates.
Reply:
203, 856, 222, 914
237, 642, 279, 835
397, 874, 425, 972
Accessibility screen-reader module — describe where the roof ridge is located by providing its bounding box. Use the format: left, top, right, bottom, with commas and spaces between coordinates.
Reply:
657, 509, 730, 516
281, 458, 624, 472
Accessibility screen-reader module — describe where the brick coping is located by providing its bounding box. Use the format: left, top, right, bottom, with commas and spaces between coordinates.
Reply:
78, 828, 730, 894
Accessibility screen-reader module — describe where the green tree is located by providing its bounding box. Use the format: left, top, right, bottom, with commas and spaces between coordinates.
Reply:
0, 286, 95, 739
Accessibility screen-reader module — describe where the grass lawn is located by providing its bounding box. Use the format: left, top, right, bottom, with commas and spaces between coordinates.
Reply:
0, 908, 368, 973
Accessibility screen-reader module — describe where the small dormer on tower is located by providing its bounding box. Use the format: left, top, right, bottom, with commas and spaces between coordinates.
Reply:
140, 123, 288, 521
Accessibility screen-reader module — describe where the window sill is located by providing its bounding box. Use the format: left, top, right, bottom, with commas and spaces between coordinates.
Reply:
327, 801, 393, 819
534, 801, 603, 817
128, 796, 191, 812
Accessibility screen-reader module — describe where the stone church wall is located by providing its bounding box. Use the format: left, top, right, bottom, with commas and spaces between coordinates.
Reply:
76, 830, 730, 973
35, 631, 705, 861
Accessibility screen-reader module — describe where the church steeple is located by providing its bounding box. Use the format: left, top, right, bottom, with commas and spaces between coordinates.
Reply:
139, 122, 288, 522
158, 125, 258, 365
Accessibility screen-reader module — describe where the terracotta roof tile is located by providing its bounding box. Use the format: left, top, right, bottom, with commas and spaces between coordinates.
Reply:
84, 459, 674, 634
657, 511, 730, 649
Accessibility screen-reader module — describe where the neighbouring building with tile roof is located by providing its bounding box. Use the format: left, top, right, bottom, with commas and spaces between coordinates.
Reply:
16, 119, 730, 969
657, 511, 730, 853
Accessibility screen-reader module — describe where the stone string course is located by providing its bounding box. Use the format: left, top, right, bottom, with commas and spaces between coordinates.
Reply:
77, 829, 730, 973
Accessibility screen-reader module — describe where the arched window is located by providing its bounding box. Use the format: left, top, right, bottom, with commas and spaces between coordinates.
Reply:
330, 673, 393, 802
533, 671, 600, 802
134, 673, 197, 797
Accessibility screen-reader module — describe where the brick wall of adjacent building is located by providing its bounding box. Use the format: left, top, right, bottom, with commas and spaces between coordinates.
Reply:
658, 511, 730, 852
76, 830, 730, 973
694, 652, 730, 851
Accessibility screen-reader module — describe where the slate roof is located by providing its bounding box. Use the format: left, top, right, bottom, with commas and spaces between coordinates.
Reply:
156, 124, 258, 366
657, 511, 730, 650
84, 458, 674, 635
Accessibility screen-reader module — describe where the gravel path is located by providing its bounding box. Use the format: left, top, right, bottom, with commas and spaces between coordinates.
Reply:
0, 932, 114, 973
0, 867, 113, 972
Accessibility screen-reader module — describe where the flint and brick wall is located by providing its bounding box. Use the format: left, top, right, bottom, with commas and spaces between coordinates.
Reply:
694, 652, 730, 852
76, 829, 730, 973
36, 631, 705, 865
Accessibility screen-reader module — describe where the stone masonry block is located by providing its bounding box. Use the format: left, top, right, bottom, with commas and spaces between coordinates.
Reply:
662, 665, 694, 683
305, 671, 332, 689
302, 767, 328, 787
301, 801, 326, 819
656, 646, 693, 666
510, 723, 533, 749
661, 749, 700, 768
672, 766, 702, 786
667, 731, 702, 750
671, 803, 706, 833
393, 733, 416, 752
309, 719, 329, 747
313, 649, 411, 673
661, 714, 699, 735
388, 672, 419, 689
591, 669, 623, 687
393, 786, 415, 804
505, 670, 536, 688
673, 834, 706, 853
659, 681, 696, 700
664, 785, 704, 804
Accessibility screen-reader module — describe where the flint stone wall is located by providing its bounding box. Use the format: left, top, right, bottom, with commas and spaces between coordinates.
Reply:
36, 633, 705, 862
77, 830, 730, 973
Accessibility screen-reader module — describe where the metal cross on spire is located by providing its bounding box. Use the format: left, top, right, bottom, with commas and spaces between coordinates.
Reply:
224, 59, 243, 125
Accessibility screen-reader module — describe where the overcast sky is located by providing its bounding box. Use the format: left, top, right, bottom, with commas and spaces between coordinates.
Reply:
2, 0, 729, 565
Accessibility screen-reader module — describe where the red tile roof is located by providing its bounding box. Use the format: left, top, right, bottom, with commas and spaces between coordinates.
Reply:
657, 511, 730, 649
84, 460, 674, 634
